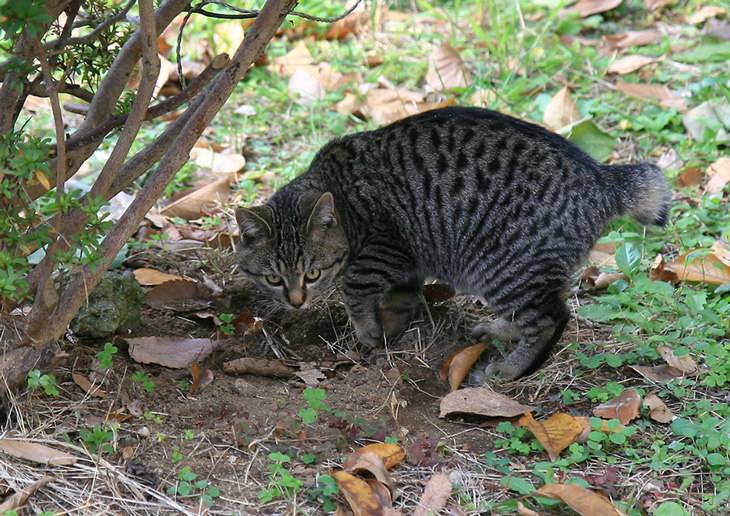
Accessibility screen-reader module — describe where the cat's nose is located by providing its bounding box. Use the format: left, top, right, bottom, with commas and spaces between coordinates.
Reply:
288, 288, 305, 308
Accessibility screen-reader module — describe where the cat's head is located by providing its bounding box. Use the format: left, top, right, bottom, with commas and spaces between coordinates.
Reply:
235, 192, 349, 309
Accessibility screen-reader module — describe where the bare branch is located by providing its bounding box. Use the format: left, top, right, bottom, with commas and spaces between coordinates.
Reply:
43, 0, 137, 50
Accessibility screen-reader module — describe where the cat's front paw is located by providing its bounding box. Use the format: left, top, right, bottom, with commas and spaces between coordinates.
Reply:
351, 317, 384, 348
483, 361, 523, 380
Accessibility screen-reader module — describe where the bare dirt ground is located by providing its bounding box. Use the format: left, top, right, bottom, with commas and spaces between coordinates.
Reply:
1, 245, 619, 515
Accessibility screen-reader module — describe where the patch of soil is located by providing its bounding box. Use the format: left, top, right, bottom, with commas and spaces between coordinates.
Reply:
2, 248, 615, 515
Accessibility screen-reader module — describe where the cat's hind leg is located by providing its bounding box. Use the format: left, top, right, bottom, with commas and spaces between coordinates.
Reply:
471, 317, 521, 343
379, 279, 422, 341
483, 291, 569, 380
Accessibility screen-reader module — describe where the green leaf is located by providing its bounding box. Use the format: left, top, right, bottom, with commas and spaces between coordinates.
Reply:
615, 242, 641, 278
673, 42, 730, 63
653, 501, 691, 516
565, 120, 616, 162
500, 475, 535, 495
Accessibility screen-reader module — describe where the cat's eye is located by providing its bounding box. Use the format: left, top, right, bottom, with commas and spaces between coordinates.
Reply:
304, 269, 321, 281
265, 274, 283, 285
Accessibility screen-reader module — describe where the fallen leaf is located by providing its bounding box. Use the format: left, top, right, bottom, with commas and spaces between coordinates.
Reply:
332, 470, 389, 516
161, 172, 240, 220
413, 473, 452, 516
588, 242, 617, 267
516, 501, 542, 516
439, 388, 536, 418
686, 5, 726, 24
72, 373, 109, 398
681, 100, 730, 143
128, 336, 225, 368
425, 43, 471, 92
666, 249, 730, 285
707, 18, 730, 40
643, 393, 675, 423
345, 443, 406, 470
440, 343, 489, 391
144, 279, 210, 308
593, 388, 641, 425
705, 157, 730, 194
606, 30, 662, 50
543, 86, 581, 131
223, 357, 296, 378
289, 66, 326, 102
0, 476, 55, 513
607, 55, 654, 75
649, 254, 680, 285
189, 147, 246, 175
570, 0, 622, 18
629, 364, 686, 382
657, 346, 698, 374
364, 87, 428, 125
581, 266, 627, 290
656, 147, 684, 172
520, 413, 583, 462
133, 268, 190, 286
0, 439, 77, 465
271, 41, 313, 76
677, 167, 703, 187
190, 363, 214, 392
345, 452, 398, 499
537, 483, 624, 516
295, 368, 328, 385
615, 80, 686, 111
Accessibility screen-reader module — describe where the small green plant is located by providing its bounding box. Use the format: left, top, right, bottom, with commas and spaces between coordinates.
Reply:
143, 411, 163, 424
299, 387, 330, 424
308, 474, 339, 512
79, 423, 116, 455
27, 369, 59, 396
494, 421, 541, 456
132, 370, 155, 392
219, 313, 235, 336
258, 451, 303, 503
166, 466, 220, 506
171, 448, 184, 463
96, 342, 118, 369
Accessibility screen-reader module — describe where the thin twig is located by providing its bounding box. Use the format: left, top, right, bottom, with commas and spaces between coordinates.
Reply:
43, 0, 137, 51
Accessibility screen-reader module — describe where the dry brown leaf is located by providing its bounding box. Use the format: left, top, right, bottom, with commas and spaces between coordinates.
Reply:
442, 343, 489, 391
271, 41, 313, 76
223, 357, 296, 378
189, 147, 246, 175
643, 393, 675, 423
345, 443, 406, 470
571, 0, 622, 18
608, 30, 662, 49
413, 473, 452, 516
705, 157, 730, 194
666, 249, 730, 285
425, 43, 471, 92
649, 254, 680, 285
144, 279, 209, 308
0, 439, 77, 465
520, 412, 583, 462
543, 86, 581, 131
128, 336, 224, 368
615, 80, 686, 111
677, 167, 703, 187
657, 346, 698, 374
593, 388, 641, 425
516, 501, 542, 516
72, 373, 109, 398
607, 55, 655, 75
190, 363, 214, 392
686, 5, 726, 24
439, 388, 536, 418
629, 364, 685, 382
161, 172, 239, 219
364, 88, 428, 125
332, 470, 388, 516
582, 266, 627, 290
588, 242, 617, 267
0, 475, 55, 513
133, 268, 190, 286
537, 483, 625, 516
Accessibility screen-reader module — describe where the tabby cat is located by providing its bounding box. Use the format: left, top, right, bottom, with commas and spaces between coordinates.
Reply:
236, 107, 671, 379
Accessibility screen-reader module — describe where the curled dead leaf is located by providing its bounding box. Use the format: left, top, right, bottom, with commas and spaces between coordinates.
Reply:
190, 363, 214, 392
72, 373, 109, 398
643, 393, 675, 423
425, 43, 471, 92
543, 86, 581, 131
345, 443, 405, 471
332, 470, 390, 516
413, 473, 452, 516
128, 336, 224, 369
0, 439, 77, 465
657, 346, 698, 374
440, 343, 489, 391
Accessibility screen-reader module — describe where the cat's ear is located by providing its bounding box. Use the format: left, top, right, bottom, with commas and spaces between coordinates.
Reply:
236, 206, 273, 246
306, 192, 339, 236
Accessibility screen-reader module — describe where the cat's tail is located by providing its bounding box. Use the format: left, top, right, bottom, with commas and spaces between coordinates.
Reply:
607, 163, 672, 226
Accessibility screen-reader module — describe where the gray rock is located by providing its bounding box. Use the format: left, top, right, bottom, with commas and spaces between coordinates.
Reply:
70, 271, 144, 338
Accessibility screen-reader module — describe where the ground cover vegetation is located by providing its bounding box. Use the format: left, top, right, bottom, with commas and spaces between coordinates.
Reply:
1, 0, 729, 515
